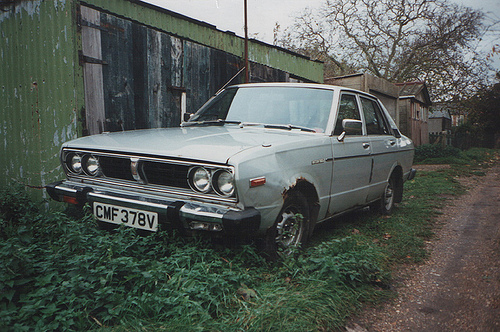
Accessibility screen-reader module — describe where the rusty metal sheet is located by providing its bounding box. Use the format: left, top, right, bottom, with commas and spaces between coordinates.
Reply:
100, 10, 136, 131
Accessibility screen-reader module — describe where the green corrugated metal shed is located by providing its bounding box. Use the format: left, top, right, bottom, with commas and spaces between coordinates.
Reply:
0, 0, 324, 201
0, 0, 84, 200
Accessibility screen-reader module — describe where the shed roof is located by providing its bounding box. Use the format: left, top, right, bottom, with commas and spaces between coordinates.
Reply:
325, 72, 399, 99
131, 0, 317, 61
396, 81, 432, 106
429, 110, 451, 120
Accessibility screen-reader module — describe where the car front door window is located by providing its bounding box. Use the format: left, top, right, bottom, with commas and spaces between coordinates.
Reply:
334, 94, 362, 136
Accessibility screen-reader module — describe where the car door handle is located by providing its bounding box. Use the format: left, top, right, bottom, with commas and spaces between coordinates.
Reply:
389, 140, 396, 146
362, 143, 370, 149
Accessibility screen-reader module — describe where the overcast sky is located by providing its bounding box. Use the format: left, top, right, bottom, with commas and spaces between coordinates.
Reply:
141, 0, 500, 70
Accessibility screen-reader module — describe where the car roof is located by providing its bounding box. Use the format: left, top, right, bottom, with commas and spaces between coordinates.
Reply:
226, 82, 379, 99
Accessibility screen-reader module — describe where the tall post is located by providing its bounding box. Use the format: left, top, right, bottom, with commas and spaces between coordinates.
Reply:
244, 0, 249, 83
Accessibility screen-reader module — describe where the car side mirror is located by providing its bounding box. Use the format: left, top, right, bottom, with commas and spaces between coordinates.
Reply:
342, 119, 363, 135
337, 119, 362, 142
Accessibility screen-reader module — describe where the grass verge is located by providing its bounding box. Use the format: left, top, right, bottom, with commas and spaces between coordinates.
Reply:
1, 149, 497, 331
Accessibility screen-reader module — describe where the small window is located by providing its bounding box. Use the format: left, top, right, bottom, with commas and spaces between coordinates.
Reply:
334, 94, 362, 135
360, 97, 391, 135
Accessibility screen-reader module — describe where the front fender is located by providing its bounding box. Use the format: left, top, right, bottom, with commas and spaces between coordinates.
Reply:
231, 139, 332, 232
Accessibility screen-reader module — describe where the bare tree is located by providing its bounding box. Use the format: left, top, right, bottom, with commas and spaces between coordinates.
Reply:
275, 0, 490, 100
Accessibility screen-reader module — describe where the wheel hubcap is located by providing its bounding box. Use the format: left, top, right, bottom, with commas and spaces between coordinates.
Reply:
384, 183, 394, 210
276, 208, 303, 249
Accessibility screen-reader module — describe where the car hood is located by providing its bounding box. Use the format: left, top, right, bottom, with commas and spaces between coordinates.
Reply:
63, 125, 320, 164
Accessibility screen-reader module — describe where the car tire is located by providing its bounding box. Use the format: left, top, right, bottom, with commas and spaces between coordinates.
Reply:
262, 191, 310, 259
378, 175, 396, 215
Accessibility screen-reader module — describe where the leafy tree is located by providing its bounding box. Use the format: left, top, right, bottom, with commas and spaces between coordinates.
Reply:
463, 78, 500, 148
275, 0, 490, 101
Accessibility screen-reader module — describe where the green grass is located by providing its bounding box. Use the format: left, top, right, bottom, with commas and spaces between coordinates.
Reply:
1, 149, 497, 331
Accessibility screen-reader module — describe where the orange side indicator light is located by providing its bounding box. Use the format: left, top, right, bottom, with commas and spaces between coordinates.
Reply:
250, 177, 266, 188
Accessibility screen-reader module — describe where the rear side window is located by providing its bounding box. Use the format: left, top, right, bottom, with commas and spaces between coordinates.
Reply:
360, 97, 391, 135
334, 94, 362, 135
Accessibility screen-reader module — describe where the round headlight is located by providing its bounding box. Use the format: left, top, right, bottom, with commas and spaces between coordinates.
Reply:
85, 155, 100, 176
190, 167, 211, 193
70, 154, 82, 174
214, 170, 234, 196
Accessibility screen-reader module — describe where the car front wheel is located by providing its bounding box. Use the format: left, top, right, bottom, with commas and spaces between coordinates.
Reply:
263, 191, 310, 258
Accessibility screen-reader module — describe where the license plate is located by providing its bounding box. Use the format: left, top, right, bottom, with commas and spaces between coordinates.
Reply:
93, 202, 158, 231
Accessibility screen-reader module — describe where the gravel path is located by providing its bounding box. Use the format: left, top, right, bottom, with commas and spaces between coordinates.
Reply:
346, 163, 500, 332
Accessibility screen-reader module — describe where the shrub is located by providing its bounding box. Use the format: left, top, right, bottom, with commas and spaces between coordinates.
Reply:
415, 145, 498, 165
0, 185, 38, 223
0, 191, 261, 331
414, 144, 461, 162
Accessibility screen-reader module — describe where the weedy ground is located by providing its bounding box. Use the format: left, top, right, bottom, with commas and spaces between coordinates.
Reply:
0, 147, 497, 331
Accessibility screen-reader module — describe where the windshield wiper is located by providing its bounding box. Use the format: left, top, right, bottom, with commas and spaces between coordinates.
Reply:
181, 119, 241, 127
182, 121, 316, 133
263, 124, 316, 133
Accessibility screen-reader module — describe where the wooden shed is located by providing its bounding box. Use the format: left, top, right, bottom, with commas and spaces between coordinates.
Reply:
325, 73, 400, 126
326, 73, 432, 146
396, 81, 431, 146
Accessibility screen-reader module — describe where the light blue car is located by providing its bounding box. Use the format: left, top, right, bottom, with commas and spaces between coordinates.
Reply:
47, 83, 416, 253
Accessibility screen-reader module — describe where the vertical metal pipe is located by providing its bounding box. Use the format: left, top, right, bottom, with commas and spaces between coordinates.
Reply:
244, 0, 249, 83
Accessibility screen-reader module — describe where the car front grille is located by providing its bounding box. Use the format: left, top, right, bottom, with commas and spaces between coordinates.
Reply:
99, 156, 135, 181
62, 148, 236, 202
98, 155, 190, 188
142, 161, 190, 188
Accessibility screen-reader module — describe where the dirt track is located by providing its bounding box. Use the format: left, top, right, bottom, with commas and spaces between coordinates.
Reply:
347, 163, 500, 332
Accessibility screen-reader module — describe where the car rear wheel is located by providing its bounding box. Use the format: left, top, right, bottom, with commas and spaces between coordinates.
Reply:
379, 175, 396, 214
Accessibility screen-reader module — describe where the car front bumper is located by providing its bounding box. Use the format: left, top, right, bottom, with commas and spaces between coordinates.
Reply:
46, 180, 261, 236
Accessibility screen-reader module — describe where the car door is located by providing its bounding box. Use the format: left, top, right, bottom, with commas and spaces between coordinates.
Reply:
359, 96, 398, 202
328, 93, 372, 215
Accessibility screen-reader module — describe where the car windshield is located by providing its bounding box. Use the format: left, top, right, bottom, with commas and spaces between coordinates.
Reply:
188, 86, 334, 133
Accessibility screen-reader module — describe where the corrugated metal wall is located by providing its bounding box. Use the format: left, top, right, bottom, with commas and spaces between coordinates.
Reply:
0, 0, 84, 196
